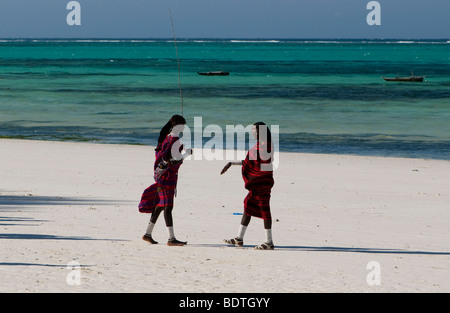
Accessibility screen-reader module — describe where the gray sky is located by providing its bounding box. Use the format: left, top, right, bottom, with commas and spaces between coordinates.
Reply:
0, 0, 449, 39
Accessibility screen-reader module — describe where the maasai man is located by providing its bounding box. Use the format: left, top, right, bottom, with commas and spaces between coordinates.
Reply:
221, 122, 275, 250
139, 115, 191, 246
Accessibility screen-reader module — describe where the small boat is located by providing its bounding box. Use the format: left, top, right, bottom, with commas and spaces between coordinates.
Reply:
381, 71, 424, 82
197, 71, 229, 76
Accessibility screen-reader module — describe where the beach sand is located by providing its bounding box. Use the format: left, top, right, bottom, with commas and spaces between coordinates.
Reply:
0, 138, 449, 293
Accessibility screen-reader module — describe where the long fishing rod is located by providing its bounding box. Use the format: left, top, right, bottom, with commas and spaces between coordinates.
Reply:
169, 9, 184, 117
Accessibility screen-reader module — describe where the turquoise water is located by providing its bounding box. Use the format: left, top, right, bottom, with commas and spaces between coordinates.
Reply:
0, 39, 449, 159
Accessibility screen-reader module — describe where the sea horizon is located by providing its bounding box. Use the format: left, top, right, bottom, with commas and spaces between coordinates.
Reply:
0, 37, 449, 41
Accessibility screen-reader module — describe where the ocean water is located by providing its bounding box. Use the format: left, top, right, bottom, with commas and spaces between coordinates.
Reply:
0, 39, 449, 160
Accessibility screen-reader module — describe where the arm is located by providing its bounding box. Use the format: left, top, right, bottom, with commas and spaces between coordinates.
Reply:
162, 137, 191, 164
170, 147, 193, 165
220, 161, 243, 175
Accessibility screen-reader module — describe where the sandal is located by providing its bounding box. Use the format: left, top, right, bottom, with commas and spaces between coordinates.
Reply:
223, 237, 244, 247
167, 238, 187, 246
142, 234, 158, 245
254, 242, 274, 250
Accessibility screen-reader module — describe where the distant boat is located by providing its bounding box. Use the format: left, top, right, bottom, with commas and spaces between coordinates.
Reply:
197, 71, 229, 76
381, 71, 424, 82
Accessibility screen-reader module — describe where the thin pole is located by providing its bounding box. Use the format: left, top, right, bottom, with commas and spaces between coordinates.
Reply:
169, 9, 183, 116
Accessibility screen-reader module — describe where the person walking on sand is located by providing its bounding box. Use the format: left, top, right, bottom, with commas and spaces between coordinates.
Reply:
139, 115, 191, 246
221, 122, 275, 250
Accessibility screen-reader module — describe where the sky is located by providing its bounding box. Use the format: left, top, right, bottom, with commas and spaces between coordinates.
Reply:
0, 0, 449, 39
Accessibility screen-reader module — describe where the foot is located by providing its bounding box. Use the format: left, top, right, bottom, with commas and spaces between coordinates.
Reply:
223, 237, 244, 247
254, 242, 274, 250
167, 238, 187, 246
142, 234, 158, 244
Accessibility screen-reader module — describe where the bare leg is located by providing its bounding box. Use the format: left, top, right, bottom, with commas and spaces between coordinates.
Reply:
254, 218, 274, 250
163, 205, 187, 246
143, 207, 165, 245
150, 206, 164, 224
241, 213, 251, 226
224, 213, 251, 247
163, 205, 174, 227
264, 218, 272, 230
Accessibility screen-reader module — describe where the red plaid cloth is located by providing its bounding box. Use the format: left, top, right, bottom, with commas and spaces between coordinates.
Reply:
138, 183, 158, 213
139, 134, 181, 213
138, 183, 177, 213
242, 143, 274, 220
244, 191, 272, 220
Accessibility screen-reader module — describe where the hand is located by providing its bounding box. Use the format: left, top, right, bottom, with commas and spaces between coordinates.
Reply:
220, 162, 232, 175
185, 148, 193, 156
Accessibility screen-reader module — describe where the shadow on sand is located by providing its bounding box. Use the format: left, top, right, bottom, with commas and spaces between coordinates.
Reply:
0, 216, 49, 226
0, 233, 126, 241
189, 243, 450, 256
274, 245, 450, 256
0, 262, 92, 268
0, 194, 129, 242
0, 195, 126, 208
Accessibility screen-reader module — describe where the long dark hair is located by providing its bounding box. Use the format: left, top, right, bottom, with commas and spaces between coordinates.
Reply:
253, 122, 273, 164
156, 115, 186, 150
254, 122, 272, 153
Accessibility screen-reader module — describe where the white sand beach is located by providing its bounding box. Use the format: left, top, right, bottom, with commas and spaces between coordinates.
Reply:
0, 138, 449, 293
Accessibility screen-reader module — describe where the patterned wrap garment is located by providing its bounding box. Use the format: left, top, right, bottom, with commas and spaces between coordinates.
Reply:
139, 134, 183, 213
242, 142, 274, 220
